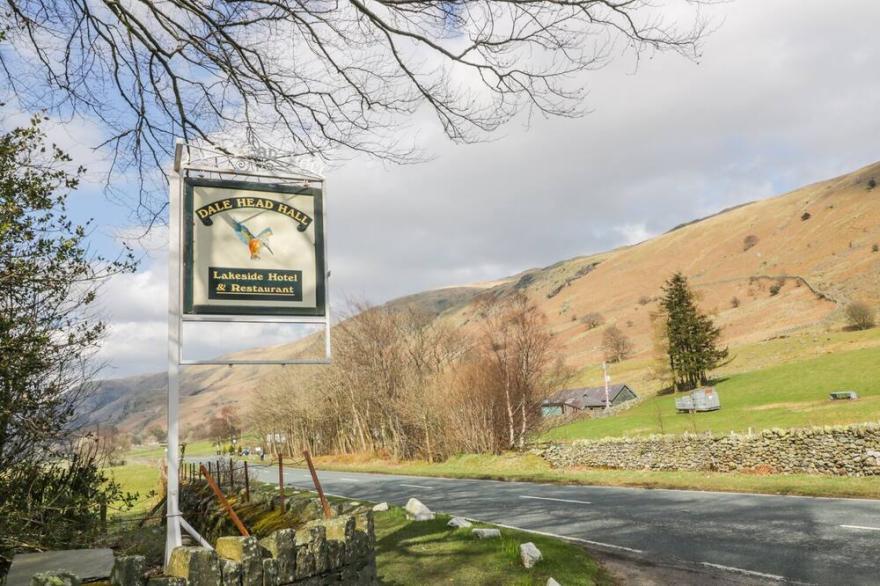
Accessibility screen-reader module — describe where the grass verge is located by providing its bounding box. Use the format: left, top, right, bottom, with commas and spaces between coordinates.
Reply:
310, 452, 880, 500
374, 507, 612, 586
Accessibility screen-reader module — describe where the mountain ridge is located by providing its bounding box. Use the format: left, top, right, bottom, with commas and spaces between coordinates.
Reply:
84, 160, 880, 436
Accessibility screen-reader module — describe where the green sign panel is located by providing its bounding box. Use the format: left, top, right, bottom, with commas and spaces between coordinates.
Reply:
208, 267, 303, 302
182, 178, 326, 317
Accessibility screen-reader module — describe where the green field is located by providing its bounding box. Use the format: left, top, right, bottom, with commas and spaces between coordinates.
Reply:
544, 344, 880, 441
374, 508, 611, 585
106, 463, 162, 516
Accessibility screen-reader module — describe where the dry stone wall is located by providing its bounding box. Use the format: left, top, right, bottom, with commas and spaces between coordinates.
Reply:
168, 513, 377, 586
28, 513, 377, 586
541, 422, 880, 476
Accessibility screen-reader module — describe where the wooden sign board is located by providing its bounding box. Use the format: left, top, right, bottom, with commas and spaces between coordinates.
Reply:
182, 178, 326, 317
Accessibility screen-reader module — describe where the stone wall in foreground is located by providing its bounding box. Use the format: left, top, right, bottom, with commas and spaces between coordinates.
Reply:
29, 512, 377, 586
168, 512, 377, 586
541, 423, 880, 476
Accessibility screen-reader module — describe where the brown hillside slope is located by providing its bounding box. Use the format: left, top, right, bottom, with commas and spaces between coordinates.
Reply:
87, 161, 880, 435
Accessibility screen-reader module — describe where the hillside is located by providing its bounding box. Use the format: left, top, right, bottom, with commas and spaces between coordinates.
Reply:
86, 161, 880, 436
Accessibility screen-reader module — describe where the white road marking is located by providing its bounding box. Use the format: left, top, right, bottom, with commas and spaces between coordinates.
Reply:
482, 521, 643, 554
520, 495, 592, 505
840, 524, 880, 531
700, 562, 787, 582
400, 483, 432, 489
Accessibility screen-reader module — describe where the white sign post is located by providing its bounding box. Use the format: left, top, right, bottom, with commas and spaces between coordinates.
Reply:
165, 141, 330, 565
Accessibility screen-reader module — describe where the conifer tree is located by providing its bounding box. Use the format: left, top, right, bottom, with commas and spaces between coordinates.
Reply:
659, 273, 728, 391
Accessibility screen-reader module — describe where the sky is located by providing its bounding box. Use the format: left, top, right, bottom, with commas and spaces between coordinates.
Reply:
23, 0, 880, 377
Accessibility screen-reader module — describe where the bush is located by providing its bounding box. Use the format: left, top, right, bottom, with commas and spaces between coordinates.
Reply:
730, 296, 740, 308
580, 312, 605, 329
801, 211, 812, 221
769, 284, 782, 296
845, 301, 875, 331
868, 178, 877, 191
742, 234, 759, 252
637, 295, 651, 306
872, 243, 878, 253
0, 442, 138, 561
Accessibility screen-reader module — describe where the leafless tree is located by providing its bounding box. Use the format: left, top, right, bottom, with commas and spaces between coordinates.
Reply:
602, 323, 632, 363
2, 0, 711, 219
580, 311, 605, 329
248, 294, 567, 458
479, 292, 569, 449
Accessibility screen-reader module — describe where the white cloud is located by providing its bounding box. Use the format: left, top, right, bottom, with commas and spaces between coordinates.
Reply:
613, 223, 653, 246
89, 0, 880, 376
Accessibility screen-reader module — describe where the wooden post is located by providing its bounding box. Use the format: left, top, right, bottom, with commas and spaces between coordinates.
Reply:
302, 450, 332, 519
278, 453, 285, 512
200, 465, 249, 537
244, 461, 250, 503
100, 497, 107, 532
229, 457, 234, 492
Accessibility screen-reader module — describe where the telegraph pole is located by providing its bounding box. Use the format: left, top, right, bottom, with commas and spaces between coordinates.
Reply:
603, 361, 611, 410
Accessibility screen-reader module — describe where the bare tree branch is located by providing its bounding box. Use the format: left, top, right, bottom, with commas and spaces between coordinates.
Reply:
1, 0, 712, 222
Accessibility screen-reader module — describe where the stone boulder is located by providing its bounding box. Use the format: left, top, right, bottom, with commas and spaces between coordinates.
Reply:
519, 542, 542, 568
447, 517, 472, 529
547, 579, 561, 586
372, 502, 389, 512
472, 528, 501, 539
404, 498, 434, 521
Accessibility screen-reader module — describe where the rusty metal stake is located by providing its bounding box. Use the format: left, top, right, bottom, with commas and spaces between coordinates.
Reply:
278, 453, 285, 512
200, 464, 249, 537
302, 450, 332, 519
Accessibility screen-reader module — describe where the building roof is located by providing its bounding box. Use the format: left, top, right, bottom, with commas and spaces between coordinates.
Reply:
541, 384, 635, 409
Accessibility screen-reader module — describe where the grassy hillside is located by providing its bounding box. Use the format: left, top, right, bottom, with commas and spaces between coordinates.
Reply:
544, 335, 880, 441
86, 160, 880, 435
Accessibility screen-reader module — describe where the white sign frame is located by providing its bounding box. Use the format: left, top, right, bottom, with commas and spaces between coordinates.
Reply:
165, 140, 332, 566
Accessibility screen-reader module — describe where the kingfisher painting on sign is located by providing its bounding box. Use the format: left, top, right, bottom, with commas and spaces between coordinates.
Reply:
221, 212, 274, 260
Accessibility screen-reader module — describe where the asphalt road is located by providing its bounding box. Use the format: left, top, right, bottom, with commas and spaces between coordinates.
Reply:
196, 461, 880, 585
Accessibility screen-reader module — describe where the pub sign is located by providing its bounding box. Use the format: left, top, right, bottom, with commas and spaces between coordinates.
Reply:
182, 178, 326, 316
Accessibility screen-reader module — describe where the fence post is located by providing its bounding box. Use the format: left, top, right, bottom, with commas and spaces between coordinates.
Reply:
100, 497, 107, 532
244, 461, 250, 503
199, 464, 249, 537
229, 457, 234, 492
278, 454, 285, 512
303, 450, 332, 519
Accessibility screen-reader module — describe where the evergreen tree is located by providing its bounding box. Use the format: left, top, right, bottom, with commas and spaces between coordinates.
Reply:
659, 273, 728, 391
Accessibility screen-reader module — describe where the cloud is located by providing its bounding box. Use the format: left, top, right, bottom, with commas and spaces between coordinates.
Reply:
613, 224, 653, 247
89, 0, 880, 376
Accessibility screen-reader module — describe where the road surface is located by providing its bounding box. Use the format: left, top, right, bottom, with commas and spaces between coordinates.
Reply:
196, 461, 879, 585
